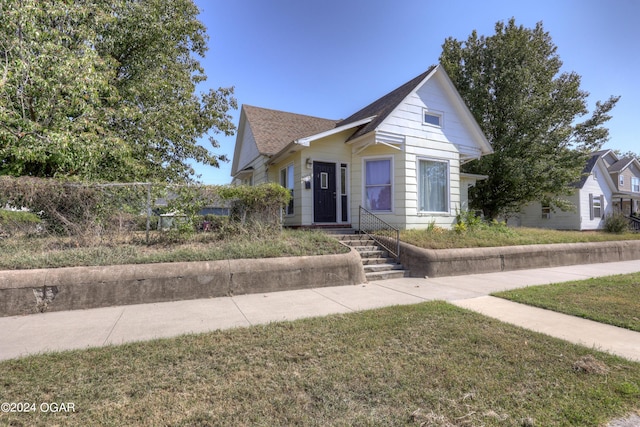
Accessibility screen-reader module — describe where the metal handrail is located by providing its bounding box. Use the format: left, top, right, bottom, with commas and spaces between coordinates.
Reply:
626, 215, 640, 231
358, 205, 400, 259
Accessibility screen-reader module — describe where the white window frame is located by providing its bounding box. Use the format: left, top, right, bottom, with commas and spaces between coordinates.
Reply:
541, 205, 551, 219
362, 156, 394, 213
632, 177, 640, 193
590, 193, 602, 220
417, 157, 450, 214
423, 108, 444, 128
280, 163, 294, 216
620, 175, 625, 186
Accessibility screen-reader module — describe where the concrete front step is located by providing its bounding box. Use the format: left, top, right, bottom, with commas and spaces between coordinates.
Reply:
363, 262, 410, 281
326, 230, 409, 282
361, 257, 397, 265
357, 250, 389, 259
366, 270, 410, 281
321, 228, 357, 236
364, 263, 405, 272
354, 245, 380, 252
341, 239, 376, 247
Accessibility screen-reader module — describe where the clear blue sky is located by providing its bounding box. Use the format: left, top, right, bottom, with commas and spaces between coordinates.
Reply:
192, 0, 640, 184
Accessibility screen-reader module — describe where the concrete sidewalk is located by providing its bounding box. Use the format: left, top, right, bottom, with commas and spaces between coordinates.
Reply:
1, 260, 639, 362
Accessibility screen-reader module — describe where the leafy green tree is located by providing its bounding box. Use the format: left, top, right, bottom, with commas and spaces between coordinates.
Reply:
0, 0, 236, 182
440, 18, 619, 219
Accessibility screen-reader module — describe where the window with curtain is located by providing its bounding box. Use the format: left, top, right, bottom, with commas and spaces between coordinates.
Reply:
418, 159, 448, 213
364, 159, 392, 211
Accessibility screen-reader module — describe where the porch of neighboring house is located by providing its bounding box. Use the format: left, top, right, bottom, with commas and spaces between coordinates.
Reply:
612, 193, 640, 230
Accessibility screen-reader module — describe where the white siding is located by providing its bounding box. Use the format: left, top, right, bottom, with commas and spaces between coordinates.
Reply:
518, 162, 614, 230
518, 194, 581, 230
236, 121, 261, 172
377, 73, 481, 157
231, 155, 268, 186
368, 73, 472, 229
579, 163, 613, 230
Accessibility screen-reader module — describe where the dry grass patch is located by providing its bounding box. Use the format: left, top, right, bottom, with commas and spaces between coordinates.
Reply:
0, 229, 348, 270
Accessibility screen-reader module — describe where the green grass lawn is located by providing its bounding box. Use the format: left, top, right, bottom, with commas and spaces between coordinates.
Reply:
401, 226, 640, 249
1, 302, 639, 426
494, 273, 640, 332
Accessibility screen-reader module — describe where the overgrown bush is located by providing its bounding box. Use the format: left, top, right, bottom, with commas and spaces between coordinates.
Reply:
454, 209, 514, 236
456, 209, 483, 231
219, 183, 291, 226
0, 209, 42, 237
0, 176, 108, 237
604, 213, 630, 233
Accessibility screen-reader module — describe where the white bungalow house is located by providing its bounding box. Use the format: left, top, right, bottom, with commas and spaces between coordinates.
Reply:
230, 65, 493, 229
516, 150, 640, 230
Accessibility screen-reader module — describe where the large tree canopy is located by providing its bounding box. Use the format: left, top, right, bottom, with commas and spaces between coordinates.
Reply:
0, 0, 236, 182
440, 19, 619, 219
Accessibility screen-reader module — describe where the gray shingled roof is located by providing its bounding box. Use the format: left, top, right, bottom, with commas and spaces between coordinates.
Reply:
243, 105, 338, 156
573, 150, 609, 188
608, 157, 635, 173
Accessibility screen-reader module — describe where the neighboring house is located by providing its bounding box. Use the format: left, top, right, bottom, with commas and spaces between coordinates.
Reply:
517, 150, 640, 230
230, 64, 493, 229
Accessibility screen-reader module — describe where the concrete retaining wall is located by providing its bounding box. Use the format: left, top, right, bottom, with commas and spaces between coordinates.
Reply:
0, 248, 366, 317
400, 240, 640, 278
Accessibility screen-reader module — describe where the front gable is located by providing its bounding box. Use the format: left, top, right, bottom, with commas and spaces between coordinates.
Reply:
231, 108, 261, 177
375, 67, 491, 162
346, 65, 492, 163
612, 158, 640, 193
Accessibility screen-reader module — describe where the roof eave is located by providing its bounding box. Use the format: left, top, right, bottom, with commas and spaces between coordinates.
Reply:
295, 115, 376, 146
268, 115, 377, 165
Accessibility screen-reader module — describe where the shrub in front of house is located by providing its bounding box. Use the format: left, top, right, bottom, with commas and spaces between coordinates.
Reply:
604, 213, 630, 233
219, 183, 291, 226
0, 209, 42, 237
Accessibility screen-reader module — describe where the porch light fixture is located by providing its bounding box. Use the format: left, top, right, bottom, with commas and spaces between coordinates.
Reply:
306, 158, 313, 169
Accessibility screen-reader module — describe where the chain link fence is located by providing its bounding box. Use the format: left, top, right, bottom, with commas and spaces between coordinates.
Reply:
0, 177, 289, 246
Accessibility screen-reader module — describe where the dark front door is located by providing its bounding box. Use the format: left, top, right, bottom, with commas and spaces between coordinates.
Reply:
313, 162, 336, 223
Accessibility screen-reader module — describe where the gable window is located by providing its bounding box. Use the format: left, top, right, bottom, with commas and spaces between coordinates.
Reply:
423, 109, 443, 127
418, 159, 449, 213
280, 164, 294, 215
633, 177, 639, 193
620, 175, 625, 186
364, 158, 392, 212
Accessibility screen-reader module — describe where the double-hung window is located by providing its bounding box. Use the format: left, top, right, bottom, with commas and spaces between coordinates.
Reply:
590, 194, 603, 220
632, 177, 640, 193
280, 164, 294, 215
364, 158, 392, 211
418, 159, 449, 213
